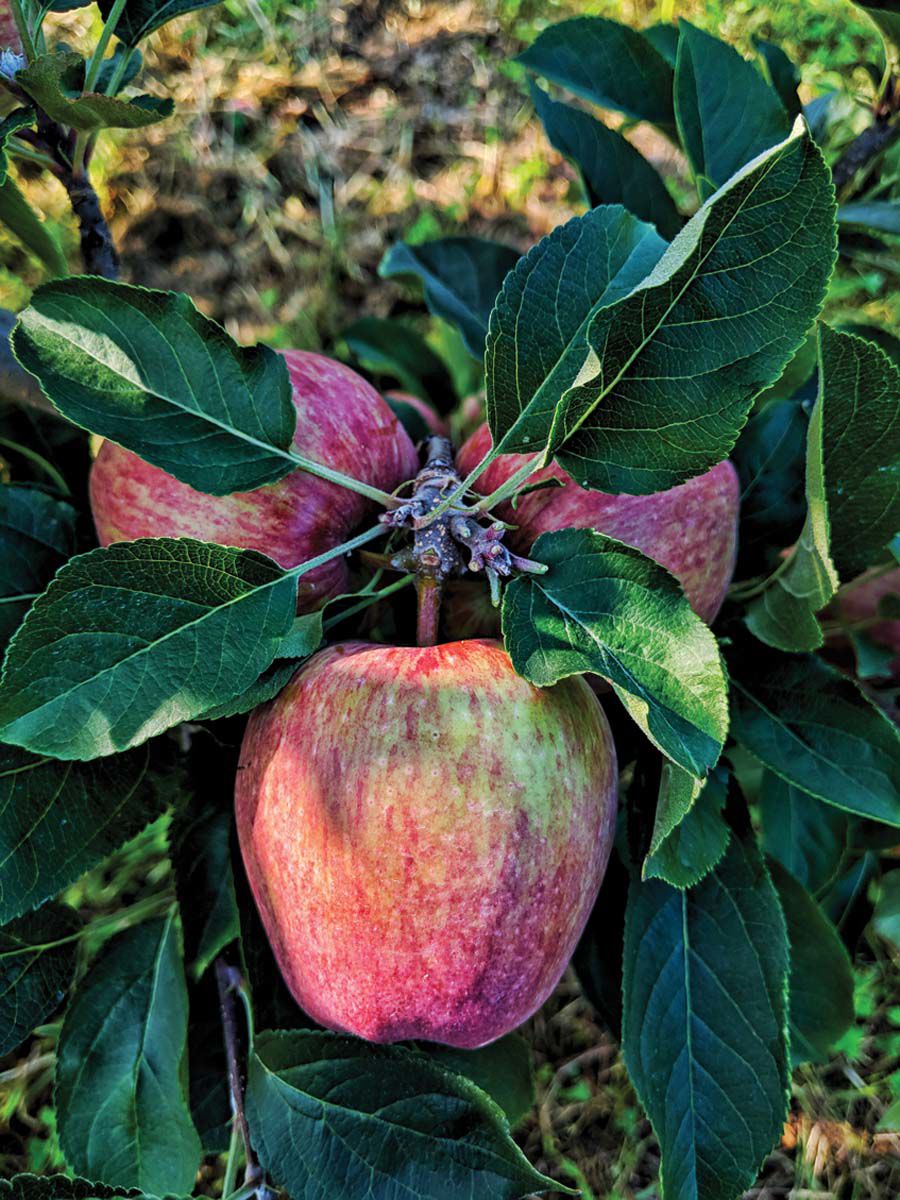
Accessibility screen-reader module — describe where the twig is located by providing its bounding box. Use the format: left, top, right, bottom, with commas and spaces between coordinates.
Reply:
61, 171, 119, 278
215, 959, 266, 1197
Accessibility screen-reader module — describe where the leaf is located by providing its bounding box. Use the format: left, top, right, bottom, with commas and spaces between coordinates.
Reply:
746, 336, 839, 651
643, 765, 730, 888
0, 176, 67, 277
0, 902, 80, 1056
622, 832, 790, 1200
340, 316, 457, 414
754, 38, 802, 122
647, 761, 703, 855
757, 770, 848, 896
379, 237, 520, 358
56, 912, 202, 1195
425, 1036, 535, 1128
517, 16, 676, 135
13, 277, 297, 496
0, 484, 75, 648
838, 201, 900, 237
502, 529, 728, 777
873, 870, 900, 948
0, 108, 37, 183
16, 52, 172, 132
767, 858, 854, 1066
0, 538, 297, 760
643, 22, 679, 67
853, 1, 900, 52
729, 647, 900, 826
490, 120, 836, 495
674, 22, 791, 196
0, 1177, 159, 1200
0, 743, 172, 925
98, 0, 223, 46
818, 324, 900, 578
171, 806, 238, 980
246, 1029, 562, 1200
96, 46, 143, 96
530, 83, 682, 240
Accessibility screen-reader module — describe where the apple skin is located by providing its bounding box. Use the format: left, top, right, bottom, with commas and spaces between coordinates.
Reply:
90, 351, 419, 611
837, 568, 900, 681
457, 423, 740, 624
235, 638, 618, 1048
385, 390, 450, 438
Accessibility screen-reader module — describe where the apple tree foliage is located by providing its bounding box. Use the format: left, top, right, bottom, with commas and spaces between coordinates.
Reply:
0, 5, 898, 1200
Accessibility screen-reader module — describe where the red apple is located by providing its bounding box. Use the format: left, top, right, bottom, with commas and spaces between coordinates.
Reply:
457, 424, 740, 624
385, 390, 450, 438
90, 351, 419, 611
235, 638, 618, 1047
837, 568, 900, 681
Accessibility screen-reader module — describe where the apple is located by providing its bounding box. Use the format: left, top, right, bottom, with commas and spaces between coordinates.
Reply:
385, 390, 449, 438
235, 637, 618, 1048
457, 424, 740, 624
90, 351, 419, 611
836, 568, 900, 681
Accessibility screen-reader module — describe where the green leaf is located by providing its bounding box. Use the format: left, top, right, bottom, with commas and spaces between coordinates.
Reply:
873, 870, 900, 947
17, 52, 172, 132
757, 770, 848, 896
502, 529, 728, 777
517, 16, 676, 135
853, 1, 900, 52
246, 1029, 562, 1200
643, 22, 679, 67
56, 913, 202, 1195
530, 83, 682, 239
643, 765, 730, 888
729, 647, 900, 827
0, 1177, 162, 1200
0, 108, 37, 183
490, 121, 835, 495
13, 277, 297, 496
0, 742, 171, 925
767, 858, 854, 1066
340, 316, 456, 413
0, 539, 297, 760
171, 806, 238, 980
0, 902, 80, 1056
754, 38, 802, 122
98, 0, 223, 47
838, 201, 900, 237
425, 1036, 535, 1128
623, 831, 790, 1200
379, 237, 519, 358
818, 324, 900, 578
674, 22, 791, 197
0, 176, 67, 277
746, 335, 839, 651
0, 484, 75, 648
96, 46, 143, 96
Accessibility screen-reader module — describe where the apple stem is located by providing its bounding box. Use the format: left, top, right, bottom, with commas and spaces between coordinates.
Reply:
416, 575, 442, 647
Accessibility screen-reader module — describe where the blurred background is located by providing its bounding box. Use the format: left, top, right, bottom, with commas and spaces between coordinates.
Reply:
0, 2, 898, 1197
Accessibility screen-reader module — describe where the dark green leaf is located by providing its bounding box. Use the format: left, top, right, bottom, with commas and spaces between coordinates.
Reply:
425, 1036, 535, 1128
340, 316, 456, 414
530, 83, 682, 239
172, 807, 238, 980
185, 972, 230, 1153
754, 38, 802, 122
674, 22, 790, 196
0, 538, 297, 760
643, 765, 730, 888
13, 277, 297, 496
838, 201, 900, 236
386, 395, 431, 443
0, 1177, 157, 1200
490, 122, 835, 495
852, 1, 900, 52
0, 176, 67, 277
757, 770, 848, 896
246, 1029, 561, 1200
517, 16, 676, 135
0, 902, 80, 1056
873, 870, 900, 947
0, 484, 75, 647
56, 913, 201, 1195
837, 322, 900, 367
0, 109, 37, 183
642, 22, 679, 67
0, 743, 172, 925
96, 46, 143, 96
622, 832, 790, 1200
98, 0, 222, 47
502, 529, 728, 777
767, 858, 854, 1065
818, 324, 900, 578
729, 647, 900, 826
17, 52, 172, 132
379, 237, 519, 359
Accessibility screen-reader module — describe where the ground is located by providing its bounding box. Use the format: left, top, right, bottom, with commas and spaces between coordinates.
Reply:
0, 1, 898, 1198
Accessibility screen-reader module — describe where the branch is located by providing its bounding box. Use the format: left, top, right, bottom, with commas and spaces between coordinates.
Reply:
62, 172, 119, 279
831, 117, 900, 195
215, 959, 269, 1198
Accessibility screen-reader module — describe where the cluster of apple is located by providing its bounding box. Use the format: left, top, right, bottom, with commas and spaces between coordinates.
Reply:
88, 345, 891, 1050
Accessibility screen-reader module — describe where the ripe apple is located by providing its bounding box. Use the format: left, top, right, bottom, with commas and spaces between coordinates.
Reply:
457, 424, 740, 624
235, 638, 618, 1048
90, 351, 419, 611
385, 390, 449, 438
836, 568, 900, 681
